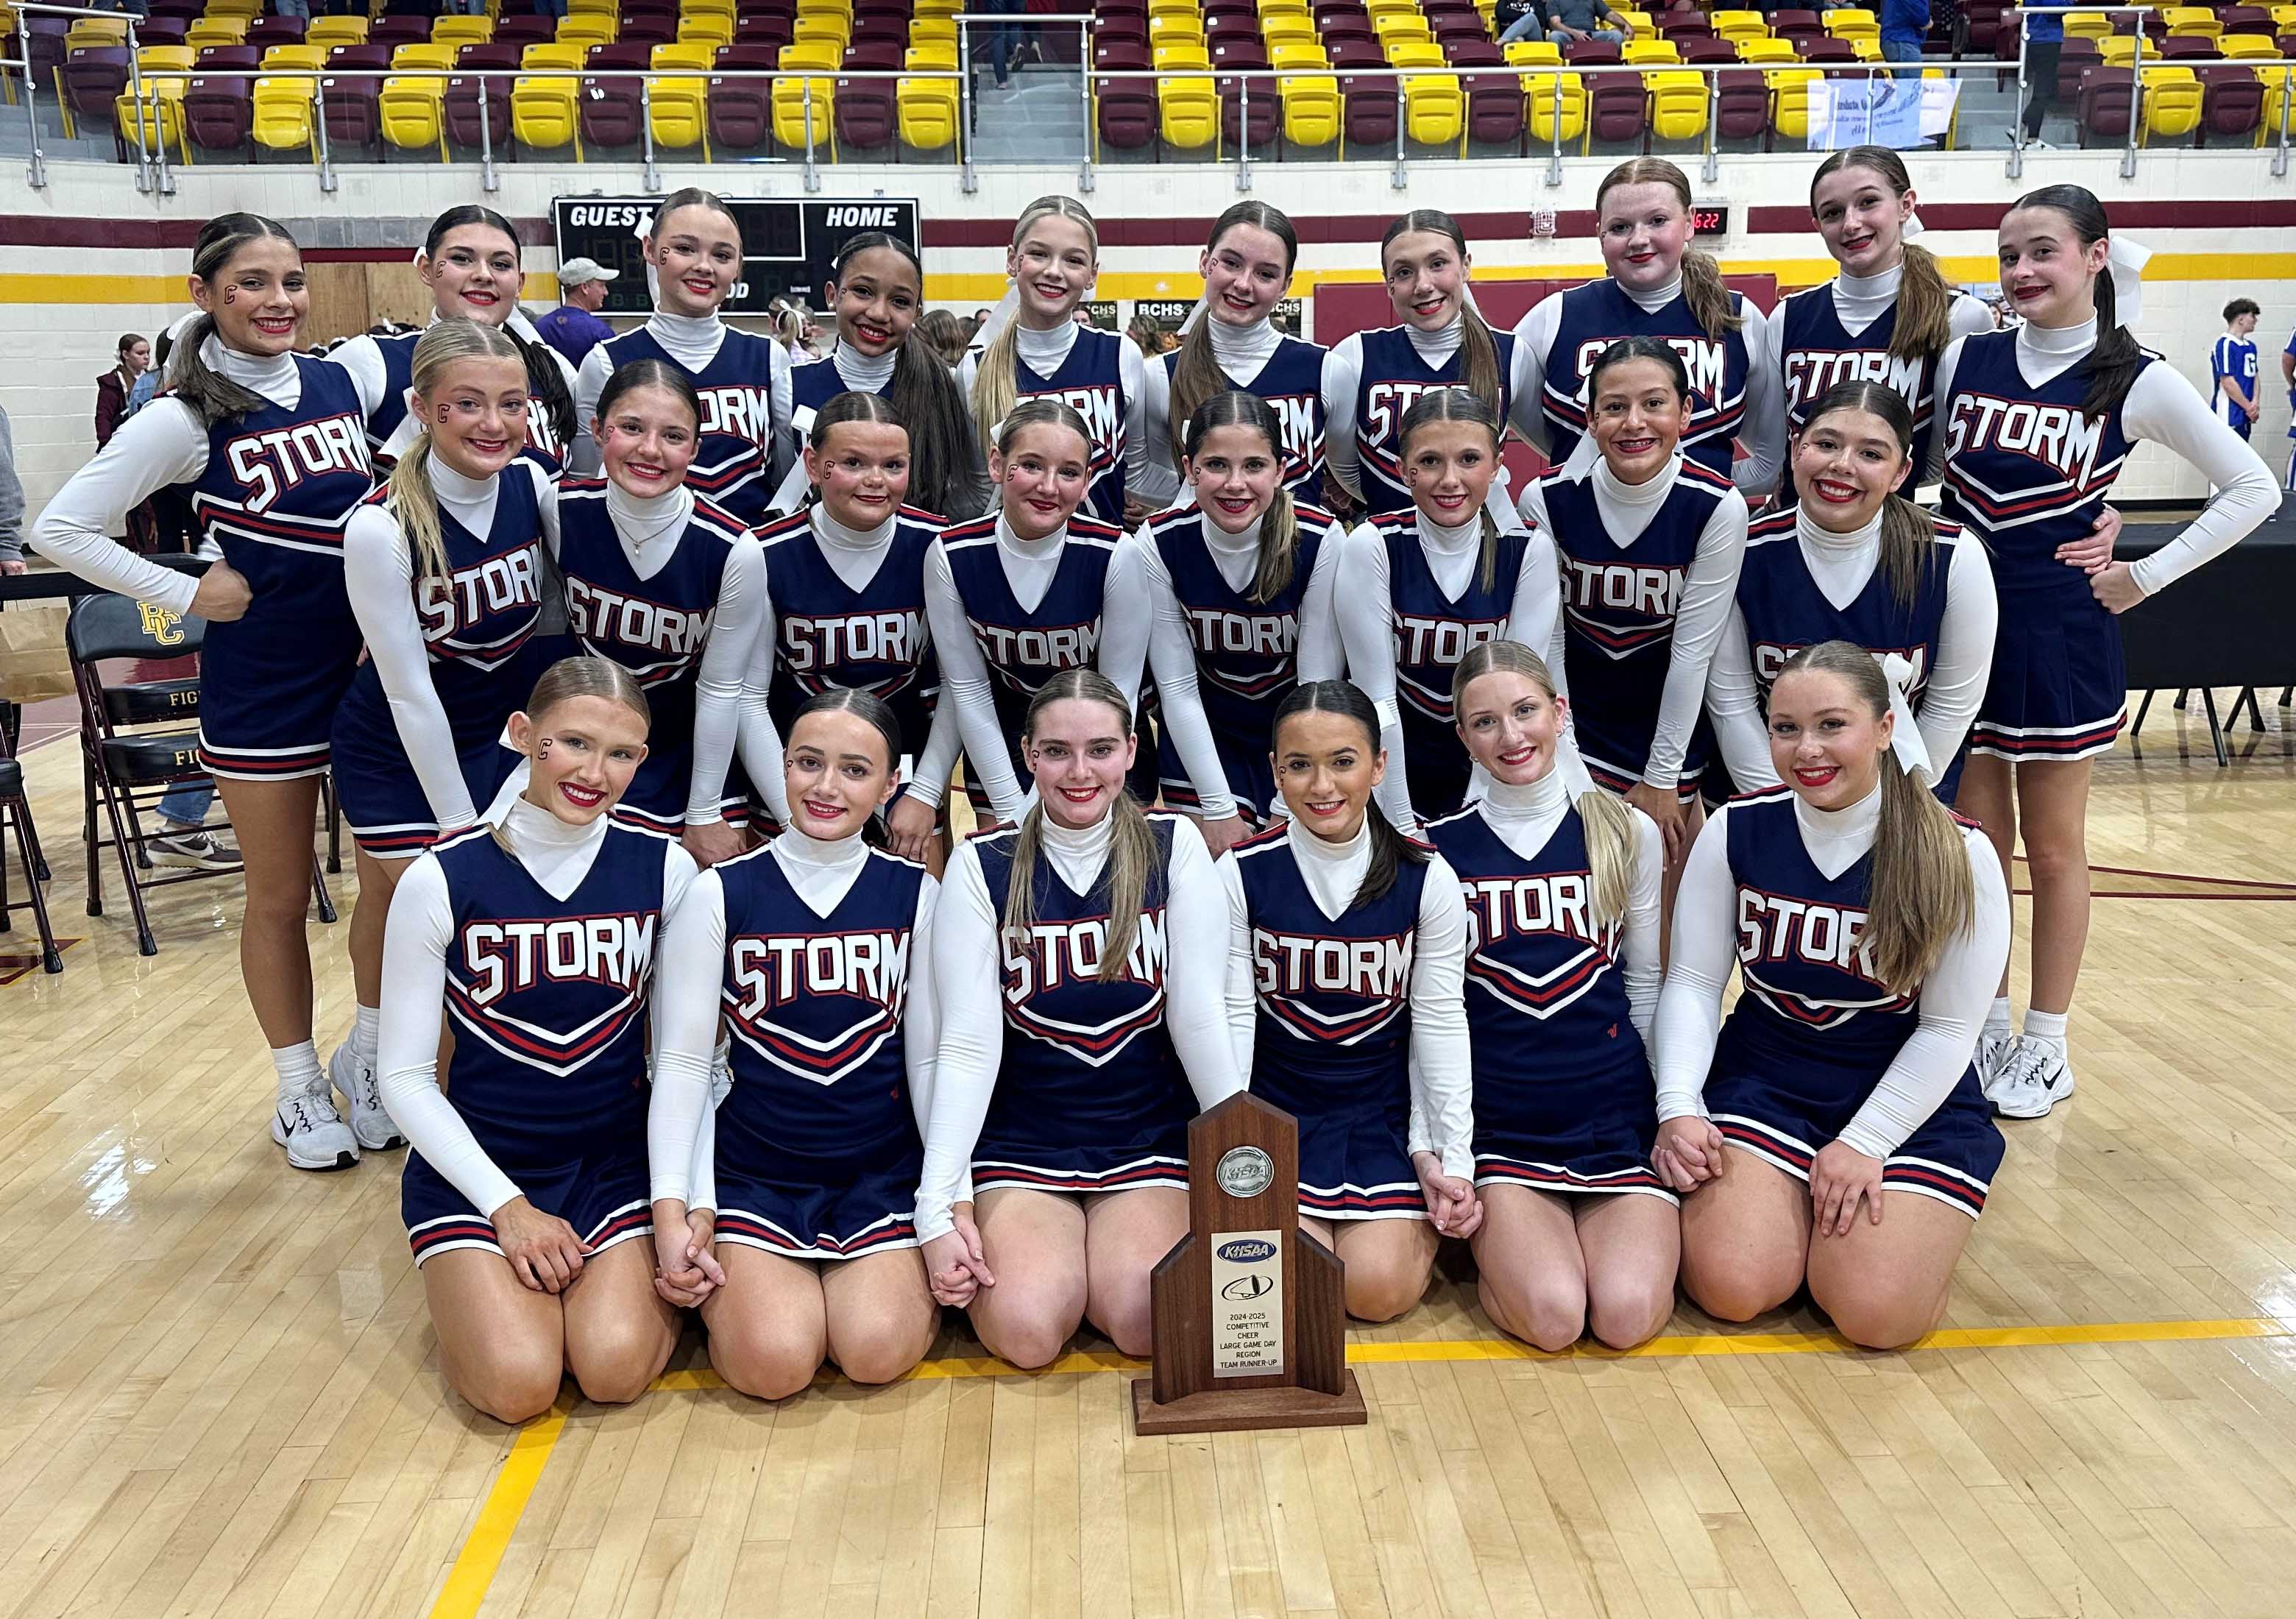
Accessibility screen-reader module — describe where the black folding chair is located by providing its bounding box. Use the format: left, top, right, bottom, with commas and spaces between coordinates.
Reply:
0, 745, 63, 975
66, 593, 336, 956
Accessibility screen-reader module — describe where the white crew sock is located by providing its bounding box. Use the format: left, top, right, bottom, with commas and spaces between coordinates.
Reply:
272, 1041, 324, 1108
351, 1004, 381, 1065
2022, 1008, 2069, 1052
1983, 996, 2013, 1041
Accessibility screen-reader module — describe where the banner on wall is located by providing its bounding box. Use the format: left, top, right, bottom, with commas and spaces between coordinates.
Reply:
552, 196, 924, 316
1806, 77, 1960, 150
1078, 300, 1119, 330
1132, 297, 1307, 337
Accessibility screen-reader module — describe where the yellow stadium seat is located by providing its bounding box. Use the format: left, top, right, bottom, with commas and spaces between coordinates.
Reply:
1279, 71, 1339, 147
1148, 11, 1203, 46
797, 0, 853, 15
688, 0, 741, 13
2140, 63, 2203, 138
134, 42, 193, 90
251, 74, 315, 151
790, 12, 848, 46
63, 18, 127, 52
1264, 16, 1317, 51
1710, 10, 1768, 42
1388, 38, 1444, 67
117, 46, 191, 163
203, 0, 261, 18
651, 40, 712, 154
512, 43, 583, 153
1645, 68, 1707, 140
568, 0, 616, 13
906, 43, 956, 72
2099, 35, 2137, 65
1824, 8, 1879, 44
2274, 3, 2296, 28
2263, 66, 2296, 135
305, 16, 368, 49
1372, 13, 1432, 46
1849, 35, 1879, 60
2063, 12, 2113, 41
678, 13, 734, 46
773, 66, 833, 149
913, 0, 958, 13
391, 41, 459, 73
781, 39, 841, 69
380, 73, 447, 158
1523, 69, 1585, 146
1259, 0, 1311, 18
1736, 36, 1797, 63
1504, 40, 1562, 65
909, 17, 956, 49
1271, 40, 1330, 69
1158, 73, 1218, 149
1766, 65, 1819, 141
183, 18, 246, 51
1613, 8, 1654, 29
259, 43, 327, 71
1153, 38, 1210, 69
1403, 71, 1462, 143
2161, 6, 2220, 38
556, 15, 617, 46
431, 15, 493, 48
897, 71, 958, 149
2222, 32, 2276, 59
1622, 37, 1679, 63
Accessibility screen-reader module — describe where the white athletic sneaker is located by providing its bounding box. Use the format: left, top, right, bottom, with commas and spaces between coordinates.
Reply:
332, 1041, 405, 1152
271, 1088, 361, 1171
1990, 1035, 2076, 1120
1975, 1029, 2016, 1104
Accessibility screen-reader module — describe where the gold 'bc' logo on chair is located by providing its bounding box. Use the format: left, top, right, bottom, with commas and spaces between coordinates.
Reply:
138, 602, 185, 648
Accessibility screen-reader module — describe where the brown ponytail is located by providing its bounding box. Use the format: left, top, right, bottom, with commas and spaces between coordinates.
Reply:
172, 213, 300, 428
1169, 202, 1301, 461
1809, 147, 1949, 365
2013, 184, 2140, 420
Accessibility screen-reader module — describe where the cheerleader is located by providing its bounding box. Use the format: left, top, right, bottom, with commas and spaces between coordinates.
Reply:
559, 360, 766, 868
749, 393, 962, 866
1760, 147, 1993, 501
1433, 644, 1673, 1351
1138, 391, 1346, 857
924, 399, 1149, 826
1219, 680, 1475, 1322
1323, 208, 1539, 517
1512, 158, 1782, 494
1709, 381, 1996, 802
31, 213, 381, 1171
1653, 643, 2009, 1350
649, 691, 942, 1396
332, 321, 559, 1151
1140, 202, 1329, 512
918, 672, 1242, 1367
330, 205, 581, 471
1336, 388, 1560, 831
1932, 185, 2275, 1117
960, 196, 1148, 528
773, 231, 985, 520
573, 188, 793, 525
1519, 336, 1747, 865
380, 656, 699, 1422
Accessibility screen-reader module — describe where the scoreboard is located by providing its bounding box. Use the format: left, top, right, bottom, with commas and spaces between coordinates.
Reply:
551, 196, 924, 316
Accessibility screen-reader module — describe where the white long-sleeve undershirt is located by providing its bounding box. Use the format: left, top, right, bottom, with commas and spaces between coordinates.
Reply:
1214, 818, 1475, 1179
915, 810, 1243, 1241
1138, 313, 1287, 506
1929, 316, 2277, 595
341, 454, 559, 837
1335, 511, 1562, 832
1512, 274, 1785, 497
1651, 788, 2010, 1161
921, 514, 1149, 826
378, 799, 702, 1219
1704, 502, 1999, 791
646, 830, 942, 1209
1320, 318, 1546, 501
573, 310, 793, 483
1131, 507, 1347, 821
30, 339, 318, 614
958, 320, 1152, 501
1476, 768, 1665, 1040
1518, 452, 1748, 791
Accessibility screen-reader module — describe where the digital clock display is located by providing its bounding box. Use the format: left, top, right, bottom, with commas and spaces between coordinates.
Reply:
1690, 205, 1729, 238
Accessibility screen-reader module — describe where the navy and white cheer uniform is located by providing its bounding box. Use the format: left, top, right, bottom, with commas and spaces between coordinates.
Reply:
579, 316, 791, 525
1144, 317, 1330, 504
1429, 782, 1669, 1201
961, 323, 1146, 528
333, 459, 551, 854
389, 807, 691, 1264
1654, 786, 2012, 1218
1523, 452, 1746, 801
1222, 819, 1474, 1219
555, 478, 761, 832
1934, 322, 2275, 760
1138, 502, 1345, 823
1325, 322, 1525, 516
330, 315, 576, 472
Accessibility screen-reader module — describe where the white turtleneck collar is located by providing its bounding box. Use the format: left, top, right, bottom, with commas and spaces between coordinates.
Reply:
1202, 509, 1264, 555
770, 822, 874, 915
997, 509, 1068, 556
1831, 261, 1905, 336
497, 792, 610, 900
1480, 764, 1572, 860
1796, 498, 1882, 556
425, 449, 500, 533
1014, 317, 1080, 374
1791, 780, 1882, 882
1592, 450, 1681, 511
1207, 312, 1281, 377
1034, 805, 1117, 893
605, 478, 695, 579
1416, 509, 1485, 555
832, 340, 898, 393
2016, 313, 2099, 385
1621, 273, 1684, 316
644, 308, 727, 371
205, 335, 300, 406
1287, 814, 1370, 921
1405, 314, 1464, 363
810, 500, 895, 553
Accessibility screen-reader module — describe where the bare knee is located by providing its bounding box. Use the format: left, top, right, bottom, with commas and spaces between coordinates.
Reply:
567, 1318, 671, 1406
1345, 1258, 1430, 1324
1585, 1271, 1676, 1351
1481, 1269, 1584, 1353
451, 1345, 563, 1425
1810, 1275, 1941, 1352
1089, 1283, 1155, 1359
832, 1330, 928, 1387
974, 1301, 1077, 1370
715, 1332, 823, 1400
1681, 1246, 1800, 1325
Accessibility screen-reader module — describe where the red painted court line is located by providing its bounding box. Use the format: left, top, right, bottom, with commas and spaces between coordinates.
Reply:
2085, 862, 2296, 892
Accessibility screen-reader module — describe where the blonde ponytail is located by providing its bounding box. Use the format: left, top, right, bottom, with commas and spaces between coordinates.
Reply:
1252, 487, 1301, 603
971, 194, 1101, 456
391, 317, 525, 592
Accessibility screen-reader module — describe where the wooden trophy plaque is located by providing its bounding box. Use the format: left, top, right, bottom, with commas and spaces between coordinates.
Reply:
1130, 1093, 1367, 1435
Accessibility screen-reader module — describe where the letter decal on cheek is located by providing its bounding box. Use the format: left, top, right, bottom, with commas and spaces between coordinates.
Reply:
536, 740, 552, 759
222, 288, 237, 305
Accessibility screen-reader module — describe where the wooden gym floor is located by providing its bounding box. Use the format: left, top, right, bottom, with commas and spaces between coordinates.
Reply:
4, 697, 2295, 1619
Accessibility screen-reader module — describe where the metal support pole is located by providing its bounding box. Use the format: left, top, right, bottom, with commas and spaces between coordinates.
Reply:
1391, 75, 1405, 188
475, 69, 497, 192
641, 77, 659, 191
1236, 71, 1252, 191
1701, 65, 1718, 183
18, 13, 45, 189
802, 74, 820, 191
313, 67, 335, 192
960, 22, 977, 191
124, 18, 151, 193
2275, 66, 2290, 177
1078, 20, 1094, 191
2007, 16, 2027, 178
1545, 73, 1563, 186
2123, 24, 2142, 178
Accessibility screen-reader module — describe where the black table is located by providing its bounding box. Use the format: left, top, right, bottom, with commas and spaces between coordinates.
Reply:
2119, 501, 2296, 766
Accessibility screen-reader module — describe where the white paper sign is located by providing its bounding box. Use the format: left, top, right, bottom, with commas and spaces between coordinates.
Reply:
1210, 1230, 1284, 1378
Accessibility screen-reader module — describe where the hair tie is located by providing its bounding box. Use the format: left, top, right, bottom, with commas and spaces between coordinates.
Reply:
1901, 211, 1927, 241
1878, 653, 1933, 787
971, 284, 1024, 358
2105, 235, 2152, 329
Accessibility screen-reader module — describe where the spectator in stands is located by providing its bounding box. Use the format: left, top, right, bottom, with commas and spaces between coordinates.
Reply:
533, 257, 618, 369
2211, 299, 2260, 442
1525, 0, 1631, 46
94, 333, 149, 450
984, 0, 1030, 88
2013, 5, 2062, 148
0, 404, 21, 578
1881, 0, 1927, 75
1494, 0, 1544, 43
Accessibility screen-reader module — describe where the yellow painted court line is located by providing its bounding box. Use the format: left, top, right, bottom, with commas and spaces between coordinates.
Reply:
425, 1316, 2290, 1619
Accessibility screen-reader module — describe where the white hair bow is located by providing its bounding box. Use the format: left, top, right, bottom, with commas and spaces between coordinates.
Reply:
1879, 653, 1933, 788
2105, 235, 2152, 330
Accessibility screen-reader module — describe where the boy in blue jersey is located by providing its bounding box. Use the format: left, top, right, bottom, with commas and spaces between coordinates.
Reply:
2211, 299, 2259, 441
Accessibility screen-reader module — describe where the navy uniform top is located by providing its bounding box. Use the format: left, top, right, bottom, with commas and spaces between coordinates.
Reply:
431, 819, 668, 1155
1163, 336, 1330, 500
1146, 502, 1331, 753
555, 478, 748, 737
1350, 323, 1520, 515
1538, 278, 1752, 478
715, 841, 929, 1166
189, 355, 372, 626
1426, 802, 1644, 1089
1542, 457, 1737, 787
1713, 787, 1920, 1074
938, 512, 1126, 740
1776, 285, 1943, 476
341, 470, 546, 748
603, 325, 785, 523
360, 329, 567, 472
1230, 826, 1426, 1098
970, 816, 1194, 1151
1378, 510, 1533, 734
1940, 330, 2150, 601
754, 506, 942, 758
789, 352, 895, 457
1735, 508, 1957, 716
1007, 325, 1131, 526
